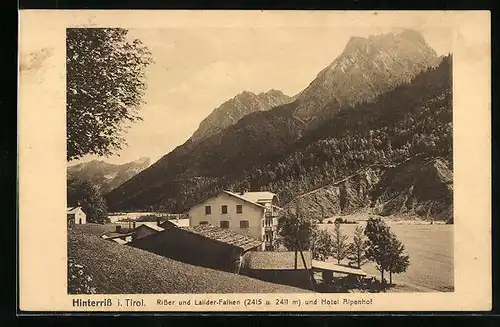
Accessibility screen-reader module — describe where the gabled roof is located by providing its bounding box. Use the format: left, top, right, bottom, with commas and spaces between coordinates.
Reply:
136, 222, 164, 232
223, 191, 278, 208
191, 190, 277, 210
242, 251, 312, 270
222, 191, 265, 208
160, 219, 190, 228
237, 191, 277, 204
67, 206, 83, 214
179, 224, 262, 252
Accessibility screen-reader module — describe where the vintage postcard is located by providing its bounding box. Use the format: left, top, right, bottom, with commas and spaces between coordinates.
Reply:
18, 10, 491, 312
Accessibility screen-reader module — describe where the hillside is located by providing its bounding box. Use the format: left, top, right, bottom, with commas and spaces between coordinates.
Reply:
68, 225, 310, 294
191, 89, 292, 143
284, 156, 453, 221
106, 32, 442, 215
67, 157, 150, 194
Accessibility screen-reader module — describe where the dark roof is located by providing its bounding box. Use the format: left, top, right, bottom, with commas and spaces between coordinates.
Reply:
179, 225, 262, 251
242, 251, 312, 270
67, 206, 83, 214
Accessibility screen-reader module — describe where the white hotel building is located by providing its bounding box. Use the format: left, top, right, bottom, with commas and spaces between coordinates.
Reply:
188, 191, 281, 251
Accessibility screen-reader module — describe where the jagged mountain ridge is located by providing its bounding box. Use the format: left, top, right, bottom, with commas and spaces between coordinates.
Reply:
191, 89, 293, 143
106, 31, 451, 219
68, 157, 151, 194
293, 29, 439, 122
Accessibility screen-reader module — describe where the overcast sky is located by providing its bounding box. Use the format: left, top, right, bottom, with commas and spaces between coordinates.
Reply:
70, 25, 452, 166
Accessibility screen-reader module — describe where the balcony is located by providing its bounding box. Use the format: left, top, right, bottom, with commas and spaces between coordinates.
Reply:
265, 211, 278, 218
264, 225, 275, 232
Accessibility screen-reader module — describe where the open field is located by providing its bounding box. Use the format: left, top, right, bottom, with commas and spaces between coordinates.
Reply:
69, 224, 311, 294
321, 221, 454, 292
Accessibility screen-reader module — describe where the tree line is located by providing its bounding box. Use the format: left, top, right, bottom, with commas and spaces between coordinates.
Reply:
276, 206, 410, 285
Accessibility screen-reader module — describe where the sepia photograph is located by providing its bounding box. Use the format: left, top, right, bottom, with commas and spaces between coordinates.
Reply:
18, 10, 490, 312
66, 25, 453, 295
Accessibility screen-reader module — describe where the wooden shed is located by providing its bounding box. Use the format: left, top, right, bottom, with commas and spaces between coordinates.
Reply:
130, 224, 262, 272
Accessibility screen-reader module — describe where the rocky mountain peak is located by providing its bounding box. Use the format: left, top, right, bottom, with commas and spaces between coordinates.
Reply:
190, 89, 292, 143
293, 29, 438, 121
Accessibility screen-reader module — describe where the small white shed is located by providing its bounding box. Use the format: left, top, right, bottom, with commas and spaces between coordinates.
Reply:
67, 206, 86, 225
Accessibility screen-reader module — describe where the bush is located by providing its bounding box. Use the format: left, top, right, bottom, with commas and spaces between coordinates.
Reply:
68, 258, 97, 294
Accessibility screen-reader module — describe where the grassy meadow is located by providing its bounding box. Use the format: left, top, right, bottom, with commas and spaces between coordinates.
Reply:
320, 221, 454, 292
69, 224, 311, 294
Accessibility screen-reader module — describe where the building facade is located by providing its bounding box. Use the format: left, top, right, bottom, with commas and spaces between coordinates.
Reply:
188, 191, 281, 251
67, 206, 86, 225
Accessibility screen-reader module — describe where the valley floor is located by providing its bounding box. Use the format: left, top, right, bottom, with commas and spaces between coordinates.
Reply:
320, 218, 454, 292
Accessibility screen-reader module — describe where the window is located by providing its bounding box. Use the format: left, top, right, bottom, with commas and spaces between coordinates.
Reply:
236, 205, 243, 214
199, 221, 208, 225
220, 221, 229, 229
205, 205, 211, 215
240, 220, 249, 229
221, 205, 228, 214
262, 220, 264, 227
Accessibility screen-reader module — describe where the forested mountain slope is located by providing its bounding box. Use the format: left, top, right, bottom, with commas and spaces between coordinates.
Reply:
105, 31, 451, 220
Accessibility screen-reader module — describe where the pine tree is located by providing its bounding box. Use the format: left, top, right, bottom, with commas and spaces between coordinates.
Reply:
364, 217, 392, 282
387, 232, 410, 284
347, 225, 369, 268
311, 229, 333, 261
332, 223, 349, 264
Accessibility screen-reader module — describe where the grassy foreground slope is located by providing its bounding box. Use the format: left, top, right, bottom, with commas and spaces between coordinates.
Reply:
68, 225, 310, 294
